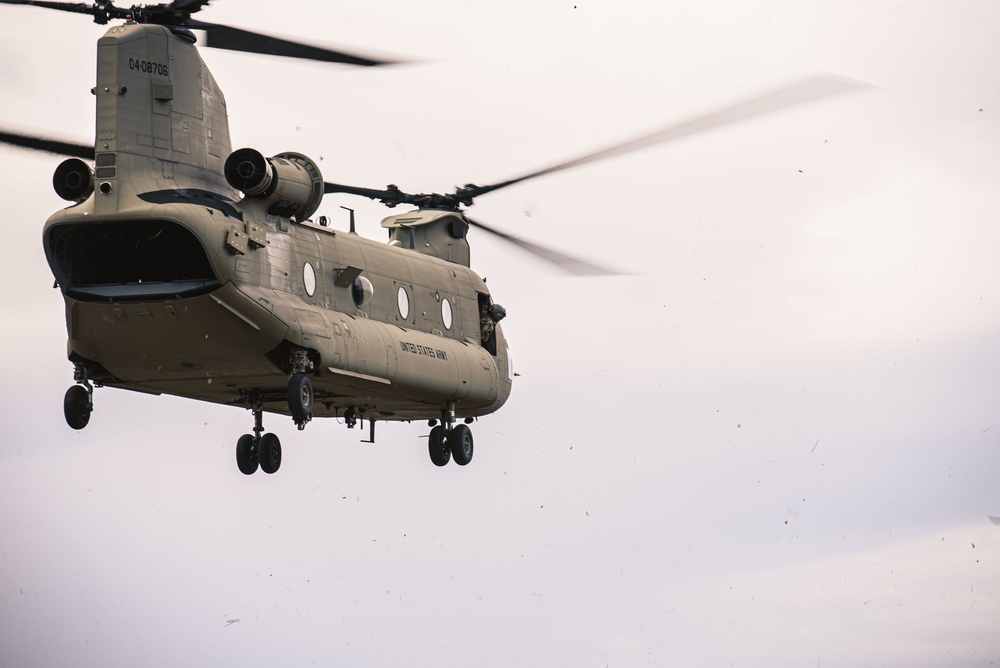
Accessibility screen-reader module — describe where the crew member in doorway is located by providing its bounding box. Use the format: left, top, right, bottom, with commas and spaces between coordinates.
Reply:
480, 302, 506, 354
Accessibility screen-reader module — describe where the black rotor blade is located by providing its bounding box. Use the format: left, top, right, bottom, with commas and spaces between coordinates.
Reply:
0, 0, 92, 11
464, 75, 870, 200
324, 181, 410, 206
466, 216, 619, 276
187, 19, 396, 66
167, 0, 210, 13
0, 130, 94, 159
0, 0, 134, 23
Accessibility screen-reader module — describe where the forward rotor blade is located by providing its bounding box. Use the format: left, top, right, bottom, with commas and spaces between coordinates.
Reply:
0, 130, 94, 159
324, 181, 410, 206
466, 216, 619, 276
466, 75, 869, 199
187, 19, 396, 66
167, 0, 210, 14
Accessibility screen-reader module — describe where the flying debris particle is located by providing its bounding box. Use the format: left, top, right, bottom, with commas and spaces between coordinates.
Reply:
811, 440, 819, 453
863, 600, 871, 606
224, 619, 240, 627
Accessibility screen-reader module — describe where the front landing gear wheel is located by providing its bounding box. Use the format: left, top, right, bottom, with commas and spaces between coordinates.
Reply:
236, 434, 258, 475
428, 425, 450, 467
451, 424, 474, 466
259, 432, 282, 474
63, 385, 92, 430
287, 374, 313, 427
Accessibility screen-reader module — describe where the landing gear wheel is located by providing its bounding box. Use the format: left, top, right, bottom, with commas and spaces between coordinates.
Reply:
63, 385, 92, 430
259, 432, 282, 474
287, 374, 313, 426
451, 424, 474, 466
428, 425, 450, 467
236, 434, 258, 475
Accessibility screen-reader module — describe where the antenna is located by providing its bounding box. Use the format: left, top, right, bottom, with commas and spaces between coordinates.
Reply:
340, 205, 356, 234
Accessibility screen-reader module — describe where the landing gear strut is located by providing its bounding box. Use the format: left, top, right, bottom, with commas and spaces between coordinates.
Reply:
427, 402, 474, 467
236, 395, 282, 475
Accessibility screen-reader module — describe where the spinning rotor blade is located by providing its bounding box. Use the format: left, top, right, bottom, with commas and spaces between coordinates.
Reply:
322, 182, 617, 274
463, 75, 869, 200
186, 20, 396, 66
0, 130, 94, 159
465, 217, 619, 276
0, 1, 99, 14
323, 182, 412, 205
1, 1, 398, 65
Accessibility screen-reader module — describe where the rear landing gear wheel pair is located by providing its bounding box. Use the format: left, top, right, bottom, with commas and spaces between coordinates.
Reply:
428, 424, 474, 467
236, 432, 282, 475
235, 373, 309, 475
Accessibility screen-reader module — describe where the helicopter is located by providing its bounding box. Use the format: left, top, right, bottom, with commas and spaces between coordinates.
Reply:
0, 0, 864, 476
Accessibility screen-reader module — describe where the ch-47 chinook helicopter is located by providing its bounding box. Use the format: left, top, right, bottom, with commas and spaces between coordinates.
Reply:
1, 0, 863, 476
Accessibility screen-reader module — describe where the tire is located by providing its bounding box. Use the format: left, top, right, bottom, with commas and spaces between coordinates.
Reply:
428, 425, 450, 467
451, 424, 473, 466
236, 434, 258, 475
63, 385, 92, 430
259, 432, 282, 474
287, 374, 313, 424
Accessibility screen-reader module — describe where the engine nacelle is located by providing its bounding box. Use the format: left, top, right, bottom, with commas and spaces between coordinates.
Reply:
224, 148, 324, 222
53, 158, 95, 202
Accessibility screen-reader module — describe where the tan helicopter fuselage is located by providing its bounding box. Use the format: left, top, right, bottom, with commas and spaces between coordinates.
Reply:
43, 22, 512, 425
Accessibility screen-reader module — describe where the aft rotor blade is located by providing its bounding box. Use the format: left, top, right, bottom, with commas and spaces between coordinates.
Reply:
466, 216, 619, 276
0, 130, 94, 159
187, 20, 397, 66
0, 1, 96, 13
466, 75, 869, 199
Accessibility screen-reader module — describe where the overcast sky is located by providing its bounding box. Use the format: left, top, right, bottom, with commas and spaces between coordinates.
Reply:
0, 1, 998, 666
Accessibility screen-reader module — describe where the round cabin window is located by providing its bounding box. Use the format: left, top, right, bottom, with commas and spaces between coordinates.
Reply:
441, 298, 453, 330
397, 286, 410, 320
303, 262, 316, 297
352, 276, 373, 308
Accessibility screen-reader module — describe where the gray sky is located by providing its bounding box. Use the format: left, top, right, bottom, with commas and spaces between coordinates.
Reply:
1, 1, 998, 666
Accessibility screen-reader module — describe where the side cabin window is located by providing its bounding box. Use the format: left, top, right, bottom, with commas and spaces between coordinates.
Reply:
478, 293, 497, 356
